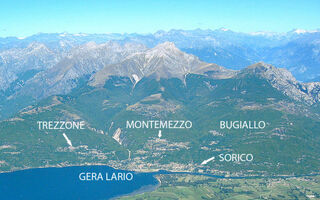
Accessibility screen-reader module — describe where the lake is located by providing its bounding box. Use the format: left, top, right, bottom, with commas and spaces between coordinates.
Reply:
2, 165, 314, 200
0, 165, 159, 200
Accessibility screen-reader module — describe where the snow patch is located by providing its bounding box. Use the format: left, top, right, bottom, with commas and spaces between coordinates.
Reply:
113, 128, 122, 145
293, 29, 319, 34
132, 74, 140, 83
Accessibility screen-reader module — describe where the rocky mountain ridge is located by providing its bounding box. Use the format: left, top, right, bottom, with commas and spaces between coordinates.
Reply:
240, 62, 320, 104
90, 42, 234, 87
0, 42, 59, 91
1, 28, 320, 81
1, 40, 320, 120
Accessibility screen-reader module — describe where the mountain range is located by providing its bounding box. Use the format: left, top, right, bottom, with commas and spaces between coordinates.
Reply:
1, 33, 320, 119
0, 36, 320, 177
1, 28, 320, 84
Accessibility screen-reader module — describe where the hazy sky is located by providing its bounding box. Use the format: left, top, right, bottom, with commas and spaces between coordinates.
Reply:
1, 0, 319, 37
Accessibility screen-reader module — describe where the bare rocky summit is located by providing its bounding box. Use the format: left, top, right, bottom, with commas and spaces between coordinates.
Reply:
240, 62, 320, 104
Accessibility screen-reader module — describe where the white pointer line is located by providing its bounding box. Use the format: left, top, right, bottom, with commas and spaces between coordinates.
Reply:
62, 133, 73, 147
201, 156, 215, 165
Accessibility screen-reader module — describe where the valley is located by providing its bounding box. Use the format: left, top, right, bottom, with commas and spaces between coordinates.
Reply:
0, 32, 320, 199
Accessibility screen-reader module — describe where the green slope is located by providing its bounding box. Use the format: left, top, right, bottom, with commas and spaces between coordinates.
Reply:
0, 74, 319, 176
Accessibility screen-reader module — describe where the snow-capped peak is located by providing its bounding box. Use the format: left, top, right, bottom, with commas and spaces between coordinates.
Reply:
59, 32, 69, 37
249, 31, 278, 37
292, 29, 319, 34
218, 28, 230, 32
17, 36, 27, 40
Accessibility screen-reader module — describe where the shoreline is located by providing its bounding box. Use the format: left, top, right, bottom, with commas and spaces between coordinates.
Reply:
111, 179, 161, 200
1, 164, 319, 179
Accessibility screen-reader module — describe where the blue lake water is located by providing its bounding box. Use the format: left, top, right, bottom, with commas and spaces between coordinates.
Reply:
1, 165, 317, 200
0, 165, 159, 200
